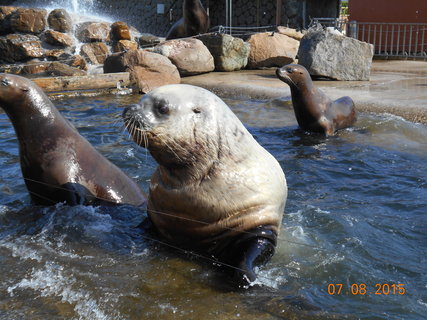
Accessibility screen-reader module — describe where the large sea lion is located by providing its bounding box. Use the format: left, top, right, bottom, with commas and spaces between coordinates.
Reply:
123, 84, 287, 285
0, 73, 146, 206
166, 0, 210, 40
276, 64, 357, 136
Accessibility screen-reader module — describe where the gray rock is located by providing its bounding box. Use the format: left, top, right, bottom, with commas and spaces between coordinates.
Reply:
197, 33, 250, 72
298, 29, 374, 81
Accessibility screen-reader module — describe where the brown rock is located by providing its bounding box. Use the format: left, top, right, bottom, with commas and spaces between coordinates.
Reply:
43, 29, 74, 47
46, 61, 87, 76
0, 33, 44, 62
153, 38, 214, 76
22, 61, 50, 75
104, 49, 180, 93
47, 8, 72, 33
247, 32, 299, 69
76, 22, 110, 43
45, 49, 67, 59
113, 39, 138, 52
0, 6, 17, 35
276, 26, 304, 41
10, 8, 47, 34
80, 42, 110, 64
66, 54, 88, 70
110, 21, 131, 41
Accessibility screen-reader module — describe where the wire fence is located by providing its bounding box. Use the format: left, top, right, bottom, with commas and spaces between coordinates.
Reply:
311, 18, 427, 60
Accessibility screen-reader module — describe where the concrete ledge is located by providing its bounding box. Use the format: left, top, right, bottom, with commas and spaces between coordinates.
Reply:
182, 61, 427, 124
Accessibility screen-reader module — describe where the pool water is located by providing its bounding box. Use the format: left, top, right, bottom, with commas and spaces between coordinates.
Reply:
0, 94, 426, 320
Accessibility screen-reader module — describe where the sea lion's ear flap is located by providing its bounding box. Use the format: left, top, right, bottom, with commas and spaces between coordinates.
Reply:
20, 87, 29, 92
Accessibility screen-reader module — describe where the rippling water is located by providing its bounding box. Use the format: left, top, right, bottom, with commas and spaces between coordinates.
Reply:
0, 94, 426, 319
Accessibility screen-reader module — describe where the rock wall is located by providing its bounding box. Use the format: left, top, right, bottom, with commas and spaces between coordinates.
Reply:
10, 0, 311, 36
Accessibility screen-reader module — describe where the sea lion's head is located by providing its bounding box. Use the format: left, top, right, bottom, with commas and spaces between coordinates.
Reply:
123, 84, 242, 169
276, 64, 311, 90
0, 73, 53, 120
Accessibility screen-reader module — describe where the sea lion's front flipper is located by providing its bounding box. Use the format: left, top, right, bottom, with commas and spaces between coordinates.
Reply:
233, 237, 276, 286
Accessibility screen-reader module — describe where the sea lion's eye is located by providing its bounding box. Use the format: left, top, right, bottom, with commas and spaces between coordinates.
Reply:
158, 105, 169, 115
286, 68, 293, 74
193, 107, 201, 114
0, 79, 10, 86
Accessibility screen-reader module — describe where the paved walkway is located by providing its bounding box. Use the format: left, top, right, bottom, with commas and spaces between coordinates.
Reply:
182, 60, 427, 124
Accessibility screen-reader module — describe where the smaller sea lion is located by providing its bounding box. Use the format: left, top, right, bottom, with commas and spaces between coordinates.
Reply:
0, 73, 146, 206
166, 0, 210, 40
276, 64, 357, 135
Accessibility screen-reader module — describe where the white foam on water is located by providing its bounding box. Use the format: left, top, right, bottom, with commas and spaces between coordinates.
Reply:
0, 238, 43, 262
7, 262, 115, 320
315, 253, 345, 268
251, 267, 289, 289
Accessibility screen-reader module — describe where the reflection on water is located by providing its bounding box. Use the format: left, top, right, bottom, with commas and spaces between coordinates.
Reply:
0, 94, 426, 319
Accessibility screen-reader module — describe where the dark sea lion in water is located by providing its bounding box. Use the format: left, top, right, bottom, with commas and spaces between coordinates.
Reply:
123, 84, 287, 285
276, 64, 357, 136
166, 0, 210, 40
0, 73, 146, 206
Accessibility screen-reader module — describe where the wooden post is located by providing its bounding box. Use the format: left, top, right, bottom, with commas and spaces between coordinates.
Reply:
276, 0, 282, 26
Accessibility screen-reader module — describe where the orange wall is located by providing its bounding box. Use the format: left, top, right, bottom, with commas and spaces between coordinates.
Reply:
349, 0, 427, 23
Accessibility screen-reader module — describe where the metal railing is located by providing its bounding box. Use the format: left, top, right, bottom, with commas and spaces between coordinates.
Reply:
350, 22, 427, 59
311, 18, 427, 59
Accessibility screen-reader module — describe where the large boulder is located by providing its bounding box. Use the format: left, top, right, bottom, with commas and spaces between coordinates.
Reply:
197, 33, 250, 72
47, 8, 72, 33
104, 49, 181, 93
298, 29, 374, 80
80, 42, 110, 64
76, 21, 110, 42
153, 38, 214, 76
246, 32, 299, 69
0, 33, 44, 62
10, 8, 47, 34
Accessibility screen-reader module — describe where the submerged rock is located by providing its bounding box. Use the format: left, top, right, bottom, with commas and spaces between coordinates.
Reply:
197, 33, 250, 72
298, 28, 374, 80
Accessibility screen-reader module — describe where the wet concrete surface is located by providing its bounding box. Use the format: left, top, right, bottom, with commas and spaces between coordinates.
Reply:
182, 60, 427, 124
